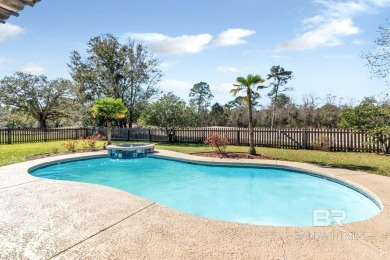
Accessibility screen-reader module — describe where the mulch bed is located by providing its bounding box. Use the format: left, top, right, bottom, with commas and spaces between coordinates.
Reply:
26, 150, 103, 161
27, 151, 276, 161
192, 152, 276, 160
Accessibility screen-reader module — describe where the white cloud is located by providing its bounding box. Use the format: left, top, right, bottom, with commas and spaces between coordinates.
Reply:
271, 55, 291, 59
126, 28, 255, 56
211, 82, 235, 95
315, 0, 370, 17
276, 19, 359, 51
128, 32, 212, 55
276, 0, 390, 52
0, 23, 24, 43
123, 33, 169, 42
370, 0, 390, 6
213, 28, 255, 46
19, 63, 45, 75
302, 15, 325, 26
216, 66, 243, 74
160, 79, 193, 94
148, 34, 212, 56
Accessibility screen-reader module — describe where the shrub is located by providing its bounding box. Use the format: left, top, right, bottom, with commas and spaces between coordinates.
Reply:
80, 133, 103, 151
62, 139, 79, 153
313, 134, 332, 151
204, 132, 229, 154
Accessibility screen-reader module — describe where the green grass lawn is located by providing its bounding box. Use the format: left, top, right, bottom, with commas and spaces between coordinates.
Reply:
0, 141, 106, 167
155, 143, 390, 176
0, 141, 389, 176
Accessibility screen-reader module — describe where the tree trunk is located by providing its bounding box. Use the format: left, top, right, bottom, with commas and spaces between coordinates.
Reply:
166, 128, 176, 143
270, 92, 278, 129
382, 142, 390, 154
247, 89, 256, 155
119, 119, 126, 128
128, 110, 134, 128
39, 119, 47, 129
106, 122, 112, 145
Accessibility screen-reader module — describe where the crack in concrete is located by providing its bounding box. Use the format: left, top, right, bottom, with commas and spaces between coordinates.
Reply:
280, 235, 286, 260
0, 179, 43, 190
48, 202, 156, 259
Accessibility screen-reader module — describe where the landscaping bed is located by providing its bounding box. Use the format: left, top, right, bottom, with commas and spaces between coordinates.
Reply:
193, 152, 276, 160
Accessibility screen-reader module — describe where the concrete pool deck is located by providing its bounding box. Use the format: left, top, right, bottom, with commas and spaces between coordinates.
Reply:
0, 149, 389, 259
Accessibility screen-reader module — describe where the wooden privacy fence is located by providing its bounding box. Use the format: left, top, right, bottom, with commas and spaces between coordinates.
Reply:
0, 128, 93, 144
0, 127, 388, 153
109, 127, 386, 153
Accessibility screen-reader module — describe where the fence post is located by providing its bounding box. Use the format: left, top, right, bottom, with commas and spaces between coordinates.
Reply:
44, 128, 48, 142
7, 128, 11, 144
236, 130, 240, 145
148, 129, 152, 142
127, 128, 131, 141
348, 129, 353, 152
302, 129, 308, 149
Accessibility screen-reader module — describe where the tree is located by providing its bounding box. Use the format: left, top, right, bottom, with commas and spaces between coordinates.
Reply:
138, 93, 197, 142
363, 20, 390, 84
230, 74, 266, 155
267, 65, 293, 128
268, 93, 296, 128
299, 94, 320, 127
209, 102, 227, 126
69, 34, 162, 127
3, 109, 36, 128
91, 97, 128, 145
0, 106, 6, 126
189, 82, 214, 125
0, 72, 75, 128
338, 101, 390, 154
316, 94, 340, 128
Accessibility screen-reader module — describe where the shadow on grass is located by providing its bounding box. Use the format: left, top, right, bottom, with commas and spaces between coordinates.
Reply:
155, 142, 208, 148
305, 161, 379, 174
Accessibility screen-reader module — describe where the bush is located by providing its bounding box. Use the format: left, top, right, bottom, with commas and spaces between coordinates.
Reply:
62, 139, 79, 153
313, 134, 332, 151
204, 132, 229, 154
80, 133, 103, 151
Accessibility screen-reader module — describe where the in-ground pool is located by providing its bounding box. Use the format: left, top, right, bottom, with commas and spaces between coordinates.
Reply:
29, 157, 381, 226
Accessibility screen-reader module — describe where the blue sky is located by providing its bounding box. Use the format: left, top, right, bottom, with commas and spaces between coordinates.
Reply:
0, 0, 389, 106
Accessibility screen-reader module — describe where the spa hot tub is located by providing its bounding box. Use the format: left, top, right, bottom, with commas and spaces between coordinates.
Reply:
107, 143, 154, 159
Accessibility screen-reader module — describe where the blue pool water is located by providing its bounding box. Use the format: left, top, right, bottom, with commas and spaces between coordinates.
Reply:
29, 157, 381, 226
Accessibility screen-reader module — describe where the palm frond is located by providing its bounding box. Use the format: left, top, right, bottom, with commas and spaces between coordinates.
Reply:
230, 87, 242, 96
257, 84, 267, 91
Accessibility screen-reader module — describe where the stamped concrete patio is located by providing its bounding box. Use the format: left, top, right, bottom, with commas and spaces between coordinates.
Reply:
0, 150, 389, 259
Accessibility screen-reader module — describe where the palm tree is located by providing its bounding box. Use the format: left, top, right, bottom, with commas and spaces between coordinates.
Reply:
230, 74, 266, 155
91, 97, 128, 145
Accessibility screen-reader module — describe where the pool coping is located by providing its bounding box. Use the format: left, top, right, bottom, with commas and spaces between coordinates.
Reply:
1, 149, 389, 259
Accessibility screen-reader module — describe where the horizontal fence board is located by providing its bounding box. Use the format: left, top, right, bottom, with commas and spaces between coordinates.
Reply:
0, 127, 388, 153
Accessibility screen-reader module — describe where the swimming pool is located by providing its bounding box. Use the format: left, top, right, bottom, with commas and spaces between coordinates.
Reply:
29, 156, 381, 226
